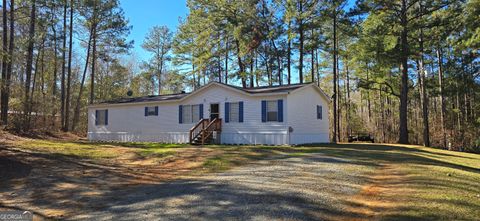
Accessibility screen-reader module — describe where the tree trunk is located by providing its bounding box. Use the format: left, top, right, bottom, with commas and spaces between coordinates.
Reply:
336, 45, 341, 142
60, 0, 67, 129
1, 0, 8, 125
250, 50, 254, 88
218, 40, 222, 83
90, 1, 98, 104
64, 0, 73, 131
224, 36, 228, 84
419, 23, 430, 147
40, 46, 46, 128
255, 53, 259, 87
332, 9, 337, 143
346, 57, 351, 136
271, 39, 282, 85
23, 0, 36, 131
311, 47, 314, 83
158, 57, 163, 95
234, 40, 246, 88
287, 23, 291, 85
192, 63, 196, 90
298, 0, 304, 84
398, 0, 409, 144
316, 49, 320, 86
311, 27, 315, 83
72, 28, 93, 131
436, 47, 447, 148
366, 64, 371, 121
51, 21, 58, 127
3, 0, 13, 126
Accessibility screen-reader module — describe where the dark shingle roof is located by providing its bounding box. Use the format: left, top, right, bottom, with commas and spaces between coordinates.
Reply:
229, 83, 308, 94
94, 82, 313, 105
97, 92, 190, 105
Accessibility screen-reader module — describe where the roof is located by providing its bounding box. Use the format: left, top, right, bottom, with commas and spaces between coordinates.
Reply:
222, 83, 308, 94
96, 93, 191, 105
93, 82, 318, 106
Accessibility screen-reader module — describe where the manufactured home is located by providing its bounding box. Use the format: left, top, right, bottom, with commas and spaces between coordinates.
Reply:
88, 82, 330, 145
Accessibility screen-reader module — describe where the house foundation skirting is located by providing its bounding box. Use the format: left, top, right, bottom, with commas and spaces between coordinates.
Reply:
88, 132, 329, 145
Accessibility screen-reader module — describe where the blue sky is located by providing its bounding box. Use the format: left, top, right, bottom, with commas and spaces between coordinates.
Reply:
119, 0, 188, 61
119, 0, 356, 85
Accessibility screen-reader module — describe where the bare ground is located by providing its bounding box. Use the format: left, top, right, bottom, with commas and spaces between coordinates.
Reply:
0, 143, 220, 220
1, 140, 446, 221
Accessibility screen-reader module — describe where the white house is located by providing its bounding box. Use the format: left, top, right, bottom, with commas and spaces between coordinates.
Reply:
87, 82, 330, 145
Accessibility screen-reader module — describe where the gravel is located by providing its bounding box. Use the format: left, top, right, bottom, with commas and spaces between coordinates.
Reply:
69, 153, 365, 221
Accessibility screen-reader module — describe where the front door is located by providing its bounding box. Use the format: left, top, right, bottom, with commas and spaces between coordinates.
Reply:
210, 103, 219, 120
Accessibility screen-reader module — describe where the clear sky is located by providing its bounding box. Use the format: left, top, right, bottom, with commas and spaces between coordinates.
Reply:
119, 0, 355, 74
119, 0, 189, 61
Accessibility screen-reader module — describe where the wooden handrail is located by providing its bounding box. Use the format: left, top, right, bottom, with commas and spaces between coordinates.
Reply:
201, 118, 222, 145
189, 118, 209, 144
189, 118, 222, 145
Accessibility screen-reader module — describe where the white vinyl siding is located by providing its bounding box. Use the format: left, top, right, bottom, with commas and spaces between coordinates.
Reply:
88, 82, 329, 145
229, 102, 239, 122
287, 86, 330, 144
266, 100, 278, 122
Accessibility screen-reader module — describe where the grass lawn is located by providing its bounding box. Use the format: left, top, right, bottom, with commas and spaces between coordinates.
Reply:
243, 143, 480, 220
1, 139, 479, 220
199, 143, 480, 220
11, 139, 189, 159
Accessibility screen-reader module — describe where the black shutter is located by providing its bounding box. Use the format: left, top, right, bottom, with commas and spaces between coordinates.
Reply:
225, 102, 230, 123
261, 100, 266, 122
179, 105, 183, 124
105, 110, 108, 125
277, 99, 283, 122
239, 101, 244, 123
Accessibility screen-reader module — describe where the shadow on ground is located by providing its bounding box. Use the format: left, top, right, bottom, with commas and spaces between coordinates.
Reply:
0, 143, 479, 220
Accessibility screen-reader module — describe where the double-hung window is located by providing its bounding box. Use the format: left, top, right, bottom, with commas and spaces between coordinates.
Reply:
261, 100, 283, 123
181, 104, 202, 123
317, 105, 323, 120
145, 106, 158, 116
230, 102, 240, 122
95, 109, 108, 126
266, 100, 278, 122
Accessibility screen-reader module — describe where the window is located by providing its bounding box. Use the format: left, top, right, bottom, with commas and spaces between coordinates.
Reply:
229, 102, 239, 122
266, 100, 278, 122
192, 104, 200, 122
181, 104, 201, 123
95, 109, 108, 126
145, 106, 158, 116
317, 105, 323, 120
183, 105, 192, 123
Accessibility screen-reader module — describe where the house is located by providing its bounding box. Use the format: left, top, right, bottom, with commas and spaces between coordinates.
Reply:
87, 82, 330, 145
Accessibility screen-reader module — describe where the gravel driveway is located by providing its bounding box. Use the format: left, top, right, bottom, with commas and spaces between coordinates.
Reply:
70, 153, 368, 221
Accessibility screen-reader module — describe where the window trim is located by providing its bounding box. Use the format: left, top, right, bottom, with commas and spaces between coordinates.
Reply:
95, 109, 108, 126
266, 100, 279, 122
317, 105, 323, 120
180, 104, 202, 124
145, 106, 158, 116
228, 102, 240, 123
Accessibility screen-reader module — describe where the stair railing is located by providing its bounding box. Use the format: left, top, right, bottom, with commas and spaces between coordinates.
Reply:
201, 118, 222, 145
189, 118, 209, 144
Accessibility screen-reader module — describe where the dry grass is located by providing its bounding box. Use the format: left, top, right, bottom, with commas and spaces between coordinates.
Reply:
1, 138, 479, 220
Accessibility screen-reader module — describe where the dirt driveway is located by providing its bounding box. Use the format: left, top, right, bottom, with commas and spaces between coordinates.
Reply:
0, 144, 381, 221
67, 154, 372, 221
